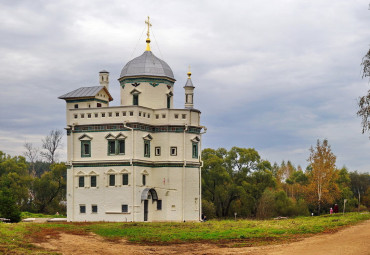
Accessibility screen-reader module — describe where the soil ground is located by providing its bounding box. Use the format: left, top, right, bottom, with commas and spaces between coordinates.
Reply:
33, 219, 370, 255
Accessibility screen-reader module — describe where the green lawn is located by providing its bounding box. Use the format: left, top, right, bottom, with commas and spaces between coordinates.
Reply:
0, 212, 369, 254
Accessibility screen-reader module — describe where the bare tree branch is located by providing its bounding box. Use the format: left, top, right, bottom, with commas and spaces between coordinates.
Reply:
40, 130, 63, 164
23, 142, 39, 176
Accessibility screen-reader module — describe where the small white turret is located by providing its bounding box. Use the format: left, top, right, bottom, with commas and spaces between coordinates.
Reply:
99, 70, 109, 90
184, 68, 195, 109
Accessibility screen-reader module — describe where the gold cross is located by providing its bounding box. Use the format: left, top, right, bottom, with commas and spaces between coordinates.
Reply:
145, 16, 152, 39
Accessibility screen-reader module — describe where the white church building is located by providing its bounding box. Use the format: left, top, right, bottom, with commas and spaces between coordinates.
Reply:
59, 19, 205, 222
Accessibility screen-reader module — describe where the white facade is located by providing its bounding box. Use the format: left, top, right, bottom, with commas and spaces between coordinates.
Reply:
60, 39, 205, 222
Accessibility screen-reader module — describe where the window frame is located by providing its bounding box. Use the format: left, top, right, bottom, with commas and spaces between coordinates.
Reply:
122, 173, 129, 186
122, 204, 128, 213
79, 205, 86, 214
144, 140, 150, 157
170, 146, 177, 156
142, 174, 146, 186
90, 175, 97, 187
109, 174, 115, 186
81, 140, 91, 157
133, 94, 139, 105
157, 200, 162, 210
192, 142, 199, 159
78, 176, 85, 187
91, 205, 98, 213
155, 146, 161, 156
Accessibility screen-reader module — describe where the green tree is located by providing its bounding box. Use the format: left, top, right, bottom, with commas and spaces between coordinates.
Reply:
32, 163, 66, 214
0, 152, 31, 210
349, 171, 370, 211
0, 188, 21, 222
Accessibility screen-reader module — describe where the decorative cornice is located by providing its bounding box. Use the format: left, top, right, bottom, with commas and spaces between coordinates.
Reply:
67, 160, 201, 168
119, 77, 174, 88
65, 98, 109, 104
72, 123, 202, 134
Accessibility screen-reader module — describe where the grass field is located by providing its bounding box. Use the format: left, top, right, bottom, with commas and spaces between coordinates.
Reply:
0, 212, 369, 254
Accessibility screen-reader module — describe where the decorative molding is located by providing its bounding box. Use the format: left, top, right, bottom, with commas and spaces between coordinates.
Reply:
66, 98, 109, 104
79, 134, 93, 141
70, 161, 201, 168
130, 88, 141, 95
149, 82, 159, 87
73, 123, 202, 134
119, 78, 174, 88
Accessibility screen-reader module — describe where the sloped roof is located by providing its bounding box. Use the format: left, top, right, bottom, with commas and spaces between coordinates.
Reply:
184, 78, 194, 88
58, 86, 113, 101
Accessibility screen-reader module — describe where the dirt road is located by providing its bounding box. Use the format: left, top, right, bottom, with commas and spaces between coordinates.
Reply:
34, 220, 370, 255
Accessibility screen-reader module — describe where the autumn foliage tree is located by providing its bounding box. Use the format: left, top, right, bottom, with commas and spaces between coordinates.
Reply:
306, 139, 340, 215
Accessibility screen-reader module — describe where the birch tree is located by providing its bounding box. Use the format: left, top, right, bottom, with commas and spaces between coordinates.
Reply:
307, 139, 339, 215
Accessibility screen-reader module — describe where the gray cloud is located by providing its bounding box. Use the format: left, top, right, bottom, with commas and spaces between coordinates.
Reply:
0, 0, 369, 172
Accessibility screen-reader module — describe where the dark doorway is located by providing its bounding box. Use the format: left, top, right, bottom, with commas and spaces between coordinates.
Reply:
144, 200, 148, 221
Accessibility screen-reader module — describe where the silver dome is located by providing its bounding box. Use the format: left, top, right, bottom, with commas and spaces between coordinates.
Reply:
120, 51, 175, 80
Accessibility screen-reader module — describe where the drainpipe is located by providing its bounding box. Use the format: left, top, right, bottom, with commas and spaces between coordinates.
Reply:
198, 126, 207, 221
124, 121, 135, 221
182, 124, 188, 222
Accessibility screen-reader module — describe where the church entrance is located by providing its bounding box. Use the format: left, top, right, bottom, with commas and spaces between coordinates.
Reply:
141, 188, 158, 222
144, 200, 148, 221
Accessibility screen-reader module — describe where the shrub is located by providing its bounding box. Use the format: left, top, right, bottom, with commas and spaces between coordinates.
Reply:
0, 189, 21, 222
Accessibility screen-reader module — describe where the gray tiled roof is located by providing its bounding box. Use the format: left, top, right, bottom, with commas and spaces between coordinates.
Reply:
58, 86, 109, 100
184, 78, 194, 87
120, 51, 175, 80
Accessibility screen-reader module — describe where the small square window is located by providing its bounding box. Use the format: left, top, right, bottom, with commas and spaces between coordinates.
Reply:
122, 111, 126, 116
97, 103, 102, 107
74, 114, 78, 119
122, 204, 128, 213
162, 114, 166, 118
139, 111, 142, 116
78, 176, 84, 187
80, 205, 86, 213
143, 112, 146, 117
182, 114, 186, 119
81, 114, 84, 118
116, 112, 119, 117
102, 113, 105, 117
94, 113, 98, 118
92, 205, 98, 213
174, 114, 179, 119
157, 200, 162, 210
74, 104, 78, 109
170, 147, 177, 156
88, 113, 91, 118
108, 112, 112, 117
155, 147, 161, 156
130, 111, 134, 116
156, 114, 159, 119
122, 174, 128, 185
91, 176, 97, 187
148, 114, 150, 118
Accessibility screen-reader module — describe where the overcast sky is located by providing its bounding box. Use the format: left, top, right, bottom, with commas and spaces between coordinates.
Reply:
0, 0, 369, 172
